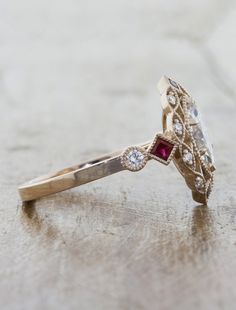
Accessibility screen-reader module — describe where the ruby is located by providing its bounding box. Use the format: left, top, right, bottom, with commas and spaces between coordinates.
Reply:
150, 138, 174, 161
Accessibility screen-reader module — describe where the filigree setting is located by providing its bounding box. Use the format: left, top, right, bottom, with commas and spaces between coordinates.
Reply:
158, 76, 215, 204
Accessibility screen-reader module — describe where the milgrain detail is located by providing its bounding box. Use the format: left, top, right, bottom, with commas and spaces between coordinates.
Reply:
159, 76, 215, 204
18, 76, 215, 205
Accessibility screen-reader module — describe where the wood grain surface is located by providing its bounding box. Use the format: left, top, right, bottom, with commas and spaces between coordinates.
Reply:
1, 1, 236, 309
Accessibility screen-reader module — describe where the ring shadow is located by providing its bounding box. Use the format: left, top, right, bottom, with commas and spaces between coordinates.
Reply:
20, 191, 113, 238
20, 192, 216, 262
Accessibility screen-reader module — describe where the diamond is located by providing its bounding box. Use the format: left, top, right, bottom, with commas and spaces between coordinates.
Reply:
193, 122, 214, 167
206, 182, 212, 198
173, 119, 183, 136
149, 137, 175, 163
121, 147, 147, 171
201, 151, 213, 167
187, 99, 199, 123
195, 177, 205, 192
127, 150, 144, 167
187, 97, 214, 168
169, 78, 179, 88
167, 94, 177, 106
192, 124, 206, 149
183, 150, 193, 165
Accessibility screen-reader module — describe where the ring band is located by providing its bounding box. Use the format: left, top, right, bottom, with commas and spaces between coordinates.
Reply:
18, 76, 216, 204
18, 142, 150, 202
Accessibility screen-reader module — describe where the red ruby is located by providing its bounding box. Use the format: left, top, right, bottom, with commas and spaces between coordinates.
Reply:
150, 138, 174, 161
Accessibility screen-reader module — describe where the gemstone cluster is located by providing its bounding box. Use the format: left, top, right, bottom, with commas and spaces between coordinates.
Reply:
159, 76, 215, 203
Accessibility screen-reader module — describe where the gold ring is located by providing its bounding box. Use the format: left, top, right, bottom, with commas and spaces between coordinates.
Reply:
18, 76, 215, 204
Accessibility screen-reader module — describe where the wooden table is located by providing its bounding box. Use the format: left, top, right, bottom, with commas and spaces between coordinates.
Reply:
1, 1, 236, 309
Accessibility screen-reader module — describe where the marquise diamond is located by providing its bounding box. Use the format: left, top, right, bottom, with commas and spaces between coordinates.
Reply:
187, 98, 214, 168
187, 99, 199, 123
169, 78, 179, 88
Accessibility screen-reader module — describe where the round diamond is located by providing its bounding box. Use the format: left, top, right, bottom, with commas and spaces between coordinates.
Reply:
183, 150, 193, 165
127, 150, 144, 167
167, 95, 177, 106
206, 182, 212, 198
173, 120, 183, 136
195, 177, 204, 192
121, 147, 147, 171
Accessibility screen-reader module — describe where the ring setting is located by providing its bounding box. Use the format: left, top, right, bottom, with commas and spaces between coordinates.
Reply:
121, 146, 148, 172
158, 76, 215, 203
18, 76, 215, 205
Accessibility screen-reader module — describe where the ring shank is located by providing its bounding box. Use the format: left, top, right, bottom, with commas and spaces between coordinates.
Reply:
19, 142, 150, 202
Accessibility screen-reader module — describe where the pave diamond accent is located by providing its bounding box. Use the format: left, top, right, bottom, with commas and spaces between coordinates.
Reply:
183, 149, 193, 166
167, 94, 177, 106
173, 119, 183, 136
195, 176, 205, 192
121, 146, 148, 172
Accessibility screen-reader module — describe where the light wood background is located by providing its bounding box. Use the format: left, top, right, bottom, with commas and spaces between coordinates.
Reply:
1, 1, 236, 309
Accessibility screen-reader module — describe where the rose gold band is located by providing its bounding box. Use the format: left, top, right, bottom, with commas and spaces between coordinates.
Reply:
18, 142, 151, 202
18, 76, 216, 205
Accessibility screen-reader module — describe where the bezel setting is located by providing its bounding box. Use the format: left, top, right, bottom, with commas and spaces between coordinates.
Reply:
148, 134, 178, 165
121, 146, 148, 172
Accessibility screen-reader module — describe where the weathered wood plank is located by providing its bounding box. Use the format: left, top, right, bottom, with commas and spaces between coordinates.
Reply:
0, 1, 236, 309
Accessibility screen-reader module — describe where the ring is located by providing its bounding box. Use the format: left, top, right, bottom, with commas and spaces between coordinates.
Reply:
18, 76, 215, 204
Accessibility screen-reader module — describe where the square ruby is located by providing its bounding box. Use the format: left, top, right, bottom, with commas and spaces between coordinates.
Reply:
150, 137, 174, 162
